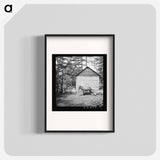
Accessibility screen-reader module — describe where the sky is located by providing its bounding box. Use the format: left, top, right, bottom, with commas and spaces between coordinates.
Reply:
82, 56, 97, 71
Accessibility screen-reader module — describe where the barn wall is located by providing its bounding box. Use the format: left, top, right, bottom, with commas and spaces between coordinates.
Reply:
76, 76, 99, 91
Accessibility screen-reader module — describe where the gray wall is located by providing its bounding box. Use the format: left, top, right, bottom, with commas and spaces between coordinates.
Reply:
5, 4, 156, 156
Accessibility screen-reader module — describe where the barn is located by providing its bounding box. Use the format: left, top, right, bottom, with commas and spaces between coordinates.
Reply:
76, 67, 100, 92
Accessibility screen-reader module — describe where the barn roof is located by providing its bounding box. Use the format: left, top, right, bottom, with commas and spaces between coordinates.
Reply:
76, 66, 100, 77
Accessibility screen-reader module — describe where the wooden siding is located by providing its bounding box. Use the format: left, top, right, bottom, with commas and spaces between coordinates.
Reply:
76, 76, 99, 91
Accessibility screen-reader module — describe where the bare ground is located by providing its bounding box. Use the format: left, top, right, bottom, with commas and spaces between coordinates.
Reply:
56, 93, 103, 108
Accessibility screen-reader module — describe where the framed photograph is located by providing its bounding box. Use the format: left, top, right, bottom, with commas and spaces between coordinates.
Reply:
45, 34, 114, 132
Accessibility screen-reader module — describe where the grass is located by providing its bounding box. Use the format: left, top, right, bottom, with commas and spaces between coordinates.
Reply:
56, 93, 103, 108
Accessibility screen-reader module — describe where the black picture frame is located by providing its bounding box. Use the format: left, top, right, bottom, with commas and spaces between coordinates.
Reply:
45, 34, 115, 132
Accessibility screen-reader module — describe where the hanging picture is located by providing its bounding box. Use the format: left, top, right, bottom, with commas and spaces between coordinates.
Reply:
45, 34, 115, 132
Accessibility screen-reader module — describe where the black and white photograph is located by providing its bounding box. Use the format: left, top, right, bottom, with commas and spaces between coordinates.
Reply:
52, 54, 107, 111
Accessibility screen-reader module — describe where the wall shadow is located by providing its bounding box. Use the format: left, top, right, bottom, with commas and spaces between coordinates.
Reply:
34, 36, 45, 133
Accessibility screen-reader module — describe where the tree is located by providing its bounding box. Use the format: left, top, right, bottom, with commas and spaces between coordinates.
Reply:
94, 56, 103, 77
55, 56, 85, 93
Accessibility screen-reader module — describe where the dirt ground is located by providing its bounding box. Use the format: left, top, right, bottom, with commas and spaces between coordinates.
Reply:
56, 93, 103, 108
